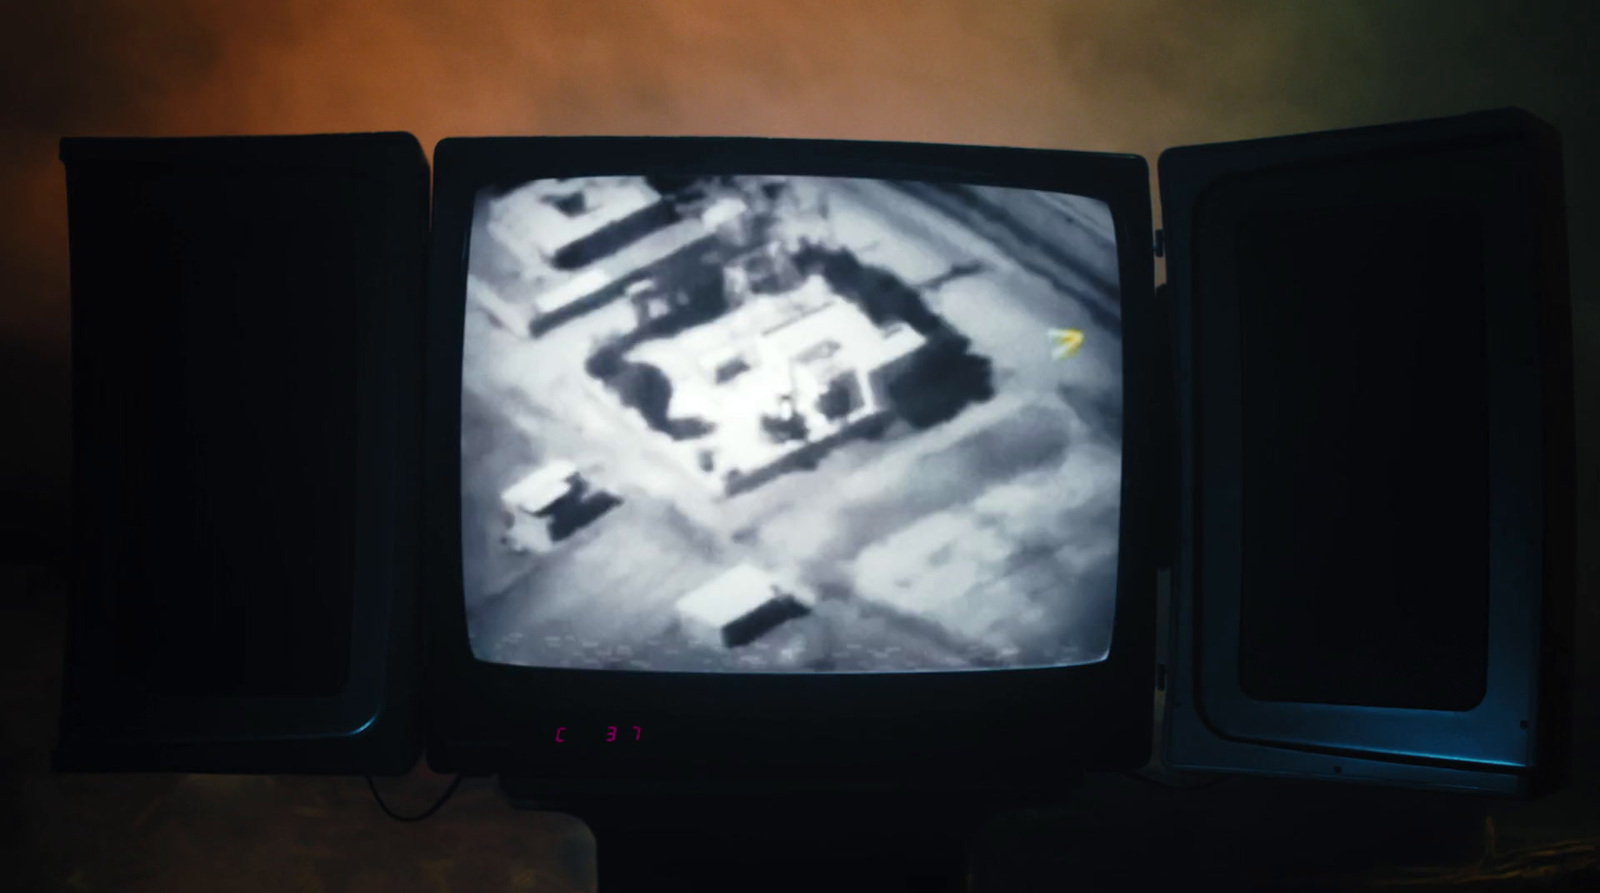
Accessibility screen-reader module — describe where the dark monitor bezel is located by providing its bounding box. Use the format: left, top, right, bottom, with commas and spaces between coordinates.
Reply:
421, 136, 1162, 788
1158, 109, 1576, 789
54, 133, 429, 775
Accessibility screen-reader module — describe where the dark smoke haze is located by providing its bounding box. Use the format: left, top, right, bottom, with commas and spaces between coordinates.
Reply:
2, 0, 1597, 562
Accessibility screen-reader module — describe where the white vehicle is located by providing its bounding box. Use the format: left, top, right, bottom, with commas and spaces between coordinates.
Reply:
674, 563, 816, 650
498, 461, 590, 555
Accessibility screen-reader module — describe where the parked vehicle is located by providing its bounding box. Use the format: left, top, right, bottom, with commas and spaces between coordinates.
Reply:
499, 461, 619, 554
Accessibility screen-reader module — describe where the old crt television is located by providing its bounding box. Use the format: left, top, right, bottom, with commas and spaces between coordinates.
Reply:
55, 108, 1574, 800
422, 137, 1159, 797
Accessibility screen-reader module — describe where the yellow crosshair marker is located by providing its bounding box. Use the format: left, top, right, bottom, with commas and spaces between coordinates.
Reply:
1050, 328, 1085, 360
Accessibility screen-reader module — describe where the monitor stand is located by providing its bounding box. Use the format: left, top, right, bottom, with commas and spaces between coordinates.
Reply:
501, 777, 1077, 892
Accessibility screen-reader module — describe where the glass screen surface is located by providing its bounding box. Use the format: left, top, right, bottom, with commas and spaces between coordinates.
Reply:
461, 174, 1123, 673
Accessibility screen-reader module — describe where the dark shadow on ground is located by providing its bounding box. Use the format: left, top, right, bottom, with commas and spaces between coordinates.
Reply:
796, 244, 945, 335
723, 597, 812, 648
546, 491, 624, 543
587, 357, 715, 441
889, 334, 997, 430
914, 260, 987, 292
667, 417, 717, 440
793, 245, 998, 429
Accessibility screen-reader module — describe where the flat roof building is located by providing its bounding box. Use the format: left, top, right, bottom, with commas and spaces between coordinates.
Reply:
487, 177, 661, 271
625, 274, 930, 495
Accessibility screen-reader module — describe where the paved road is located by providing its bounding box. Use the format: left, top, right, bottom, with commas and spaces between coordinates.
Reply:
462, 177, 1124, 672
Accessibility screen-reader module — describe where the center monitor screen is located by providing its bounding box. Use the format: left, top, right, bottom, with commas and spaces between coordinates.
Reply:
461, 174, 1123, 673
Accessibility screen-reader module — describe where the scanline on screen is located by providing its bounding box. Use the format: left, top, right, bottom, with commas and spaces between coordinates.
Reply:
458, 173, 1124, 675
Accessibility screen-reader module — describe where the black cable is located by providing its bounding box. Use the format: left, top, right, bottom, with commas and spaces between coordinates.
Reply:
366, 773, 464, 822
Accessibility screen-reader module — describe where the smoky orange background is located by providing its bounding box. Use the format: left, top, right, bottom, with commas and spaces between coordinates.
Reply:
2, 0, 1596, 556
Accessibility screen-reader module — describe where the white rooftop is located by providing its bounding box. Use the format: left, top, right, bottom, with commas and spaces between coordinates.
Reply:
489, 177, 661, 260
761, 299, 926, 376
675, 563, 791, 628
626, 274, 929, 482
500, 460, 580, 513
